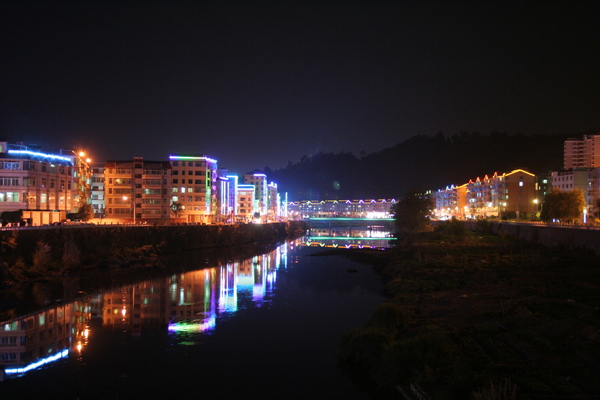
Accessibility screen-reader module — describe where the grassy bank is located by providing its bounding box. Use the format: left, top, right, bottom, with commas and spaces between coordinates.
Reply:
338, 221, 600, 399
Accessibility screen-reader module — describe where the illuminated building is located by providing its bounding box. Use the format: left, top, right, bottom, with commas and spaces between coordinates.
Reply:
61, 149, 93, 212
226, 174, 239, 216
267, 182, 280, 221
215, 169, 230, 221
433, 184, 468, 220
89, 163, 105, 218
244, 173, 268, 218
0, 142, 92, 225
237, 184, 256, 221
169, 155, 218, 223
104, 157, 172, 223
434, 169, 537, 219
564, 134, 600, 170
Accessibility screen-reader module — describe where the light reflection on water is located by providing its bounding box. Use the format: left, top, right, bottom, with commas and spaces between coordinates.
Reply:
0, 240, 384, 398
302, 227, 397, 249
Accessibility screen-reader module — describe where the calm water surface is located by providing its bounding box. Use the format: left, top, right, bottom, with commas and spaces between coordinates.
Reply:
1, 239, 386, 399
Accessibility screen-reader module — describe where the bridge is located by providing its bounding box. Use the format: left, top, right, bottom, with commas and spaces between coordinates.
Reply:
305, 217, 395, 235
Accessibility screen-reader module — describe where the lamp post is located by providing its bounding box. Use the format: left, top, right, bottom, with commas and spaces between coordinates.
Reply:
123, 196, 136, 224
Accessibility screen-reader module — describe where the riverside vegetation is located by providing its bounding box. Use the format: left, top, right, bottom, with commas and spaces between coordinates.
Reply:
338, 219, 600, 400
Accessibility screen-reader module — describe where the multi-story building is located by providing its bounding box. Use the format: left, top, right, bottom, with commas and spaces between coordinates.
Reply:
215, 169, 230, 221
550, 169, 588, 192
244, 173, 268, 217
169, 155, 218, 224
62, 149, 93, 212
89, 163, 105, 218
104, 157, 172, 223
564, 134, 600, 170
237, 184, 256, 222
434, 184, 468, 220
0, 142, 93, 225
226, 174, 239, 216
267, 182, 280, 221
433, 169, 537, 219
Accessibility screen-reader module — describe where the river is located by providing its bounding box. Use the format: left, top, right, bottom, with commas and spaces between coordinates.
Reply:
0, 237, 388, 399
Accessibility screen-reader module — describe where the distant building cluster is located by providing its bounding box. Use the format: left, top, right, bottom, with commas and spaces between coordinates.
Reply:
432, 133, 600, 221
0, 140, 286, 225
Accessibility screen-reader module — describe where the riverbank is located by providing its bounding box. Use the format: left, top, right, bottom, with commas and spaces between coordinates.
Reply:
0, 221, 306, 285
337, 221, 600, 399
0, 221, 307, 319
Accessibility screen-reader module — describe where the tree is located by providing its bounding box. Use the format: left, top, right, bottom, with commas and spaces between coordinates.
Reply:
540, 189, 585, 223
77, 204, 95, 221
392, 191, 434, 233
171, 202, 185, 219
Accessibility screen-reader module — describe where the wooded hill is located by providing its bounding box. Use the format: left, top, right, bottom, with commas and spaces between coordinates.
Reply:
262, 131, 583, 201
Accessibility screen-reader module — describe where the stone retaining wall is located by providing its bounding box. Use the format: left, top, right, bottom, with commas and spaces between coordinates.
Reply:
464, 221, 600, 255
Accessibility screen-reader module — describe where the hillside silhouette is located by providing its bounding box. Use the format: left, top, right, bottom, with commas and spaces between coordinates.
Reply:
263, 131, 581, 201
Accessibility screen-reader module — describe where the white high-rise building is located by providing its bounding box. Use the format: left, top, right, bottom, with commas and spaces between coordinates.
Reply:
564, 134, 600, 170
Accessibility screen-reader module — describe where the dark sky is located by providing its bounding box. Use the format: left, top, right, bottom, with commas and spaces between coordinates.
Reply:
1, 1, 599, 174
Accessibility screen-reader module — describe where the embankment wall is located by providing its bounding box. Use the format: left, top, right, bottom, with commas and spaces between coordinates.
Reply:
464, 221, 600, 255
0, 221, 307, 268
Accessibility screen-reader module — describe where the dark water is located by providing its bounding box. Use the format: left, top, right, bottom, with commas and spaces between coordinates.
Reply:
0, 240, 385, 399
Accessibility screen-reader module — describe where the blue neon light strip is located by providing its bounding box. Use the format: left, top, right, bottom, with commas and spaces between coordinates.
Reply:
4, 349, 69, 376
7, 150, 73, 164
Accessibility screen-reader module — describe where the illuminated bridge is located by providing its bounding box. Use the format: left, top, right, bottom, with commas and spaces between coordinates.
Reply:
305, 217, 395, 234
288, 198, 397, 219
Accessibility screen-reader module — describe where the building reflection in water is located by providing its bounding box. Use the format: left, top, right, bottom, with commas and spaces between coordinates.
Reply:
0, 301, 91, 377
0, 243, 289, 378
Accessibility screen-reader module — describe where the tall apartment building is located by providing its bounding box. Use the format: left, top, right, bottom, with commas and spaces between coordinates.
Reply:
90, 163, 105, 218
0, 142, 92, 225
168, 155, 218, 223
564, 134, 600, 170
104, 157, 171, 223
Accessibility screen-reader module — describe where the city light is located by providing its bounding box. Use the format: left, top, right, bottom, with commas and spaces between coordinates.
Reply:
7, 149, 73, 164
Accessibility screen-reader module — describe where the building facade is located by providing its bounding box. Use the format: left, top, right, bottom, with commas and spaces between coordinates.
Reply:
433, 169, 537, 219
104, 158, 172, 223
0, 142, 94, 225
169, 155, 218, 223
237, 184, 256, 222
244, 173, 268, 217
564, 134, 600, 170
90, 163, 105, 218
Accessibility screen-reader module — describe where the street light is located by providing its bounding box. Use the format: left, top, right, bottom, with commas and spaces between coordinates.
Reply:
123, 196, 136, 224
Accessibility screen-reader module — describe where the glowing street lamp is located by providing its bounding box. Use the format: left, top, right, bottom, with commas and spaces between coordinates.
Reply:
123, 196, 136, 224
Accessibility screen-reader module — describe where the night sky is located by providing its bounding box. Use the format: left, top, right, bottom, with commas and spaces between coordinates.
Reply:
1, 1, 599, 174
